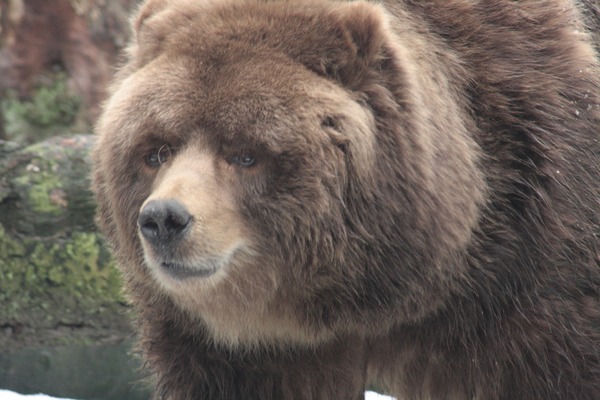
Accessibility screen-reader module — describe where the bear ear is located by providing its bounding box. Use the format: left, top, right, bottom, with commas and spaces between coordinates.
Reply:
132, 0, 170, 37
320, 2, 392, 88
129, 0, 202, 65
133, 0, 202, 37
128, 0, 173, 63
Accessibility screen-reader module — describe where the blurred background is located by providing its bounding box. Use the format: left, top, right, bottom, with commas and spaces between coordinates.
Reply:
0, 1, 149, 399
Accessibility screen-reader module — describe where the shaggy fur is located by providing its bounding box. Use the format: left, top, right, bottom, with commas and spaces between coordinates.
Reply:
92, 0, 600, 399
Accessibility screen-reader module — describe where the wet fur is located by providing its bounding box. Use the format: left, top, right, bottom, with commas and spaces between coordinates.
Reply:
92, 0, 600, 399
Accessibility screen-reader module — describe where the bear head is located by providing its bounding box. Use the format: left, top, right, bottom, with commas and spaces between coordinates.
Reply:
92, 0, 485, 347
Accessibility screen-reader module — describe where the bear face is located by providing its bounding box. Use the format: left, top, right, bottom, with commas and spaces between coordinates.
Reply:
93, 0, 485, 347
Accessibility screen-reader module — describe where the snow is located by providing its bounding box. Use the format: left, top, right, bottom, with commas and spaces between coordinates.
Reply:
366, 391, 396, 400
0, 391, 74, 400
0, 390, 394, 399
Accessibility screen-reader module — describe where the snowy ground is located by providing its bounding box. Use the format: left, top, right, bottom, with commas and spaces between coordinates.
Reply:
0, 392, 74, 400
0, 390, 394, 399
365, 392, 395, 400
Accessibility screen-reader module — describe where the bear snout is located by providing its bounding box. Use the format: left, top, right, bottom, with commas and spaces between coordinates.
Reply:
138, 199, 193, 248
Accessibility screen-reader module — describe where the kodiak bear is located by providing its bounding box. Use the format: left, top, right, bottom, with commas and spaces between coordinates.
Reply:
91, 0, 600, 399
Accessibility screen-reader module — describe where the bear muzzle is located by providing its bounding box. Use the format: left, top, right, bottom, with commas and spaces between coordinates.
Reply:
137, 198, 234, 280
137, 199, 215, 279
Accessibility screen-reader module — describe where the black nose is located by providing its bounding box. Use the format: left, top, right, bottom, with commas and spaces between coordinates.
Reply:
138, 199, 192, 245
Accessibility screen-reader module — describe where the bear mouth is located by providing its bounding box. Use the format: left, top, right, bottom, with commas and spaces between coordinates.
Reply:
159, 261, 218, 279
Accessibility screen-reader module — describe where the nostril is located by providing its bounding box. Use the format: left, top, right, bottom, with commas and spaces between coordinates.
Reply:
165, 212, 191, 232
138, 199, 192, 244
140, 219, 160, 238
163, 202, 192, 236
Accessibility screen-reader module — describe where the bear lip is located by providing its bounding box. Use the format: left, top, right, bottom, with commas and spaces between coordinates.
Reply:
159, 261, 218, 279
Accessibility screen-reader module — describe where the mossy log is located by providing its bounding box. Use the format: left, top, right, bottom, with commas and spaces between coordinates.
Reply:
0, 135, 132, 351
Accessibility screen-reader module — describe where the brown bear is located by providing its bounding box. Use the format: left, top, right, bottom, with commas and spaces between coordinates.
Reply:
91, 0, 600, 399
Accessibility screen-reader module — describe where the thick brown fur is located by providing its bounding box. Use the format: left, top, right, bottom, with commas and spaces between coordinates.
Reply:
92, 0, 600, 399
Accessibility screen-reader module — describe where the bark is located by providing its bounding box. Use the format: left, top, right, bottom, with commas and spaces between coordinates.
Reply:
0, 0, 137, 125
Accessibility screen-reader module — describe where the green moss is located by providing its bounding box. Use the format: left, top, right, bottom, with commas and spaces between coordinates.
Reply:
0, 223, 125, 323
1, 72, 82, 143
0, 136, 132, 350
26, 79, 80, 128
0, 224, 25, 257
1, 136, 97, 236
14, 168, 64, 216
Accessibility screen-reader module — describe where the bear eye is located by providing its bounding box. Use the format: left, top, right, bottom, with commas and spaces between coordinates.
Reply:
322, 116, 348, 154
336, 142, 348, 155
322, 116, 337, 130
145, 145, 173, 168
229, 153, 256, 168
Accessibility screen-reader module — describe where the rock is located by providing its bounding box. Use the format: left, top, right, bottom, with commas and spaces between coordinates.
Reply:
0, 342, 149, 400
0, 135, 131, 351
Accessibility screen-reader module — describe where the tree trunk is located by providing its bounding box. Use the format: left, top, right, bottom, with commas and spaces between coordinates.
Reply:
0, 0, 136, 130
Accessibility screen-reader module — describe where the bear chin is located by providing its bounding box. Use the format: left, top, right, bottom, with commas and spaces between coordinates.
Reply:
153, 260, 219, 279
